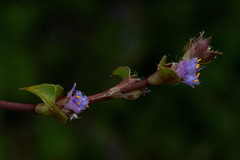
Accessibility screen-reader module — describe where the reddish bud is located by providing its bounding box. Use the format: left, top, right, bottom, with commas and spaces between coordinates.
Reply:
182, 32, 222, 64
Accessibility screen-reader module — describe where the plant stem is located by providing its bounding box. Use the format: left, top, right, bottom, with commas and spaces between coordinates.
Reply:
0, 100, 36, 113
87, 90, 112, 104
0, 78, 150, 113
88, 78, 150, 104
120, 78, 149, 93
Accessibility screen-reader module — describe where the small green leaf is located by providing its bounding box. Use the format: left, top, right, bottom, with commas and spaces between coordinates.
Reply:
158, 55, 167, 69
112, 66, 130, 80
148, 68, 180, 85
21, 84, 68, 123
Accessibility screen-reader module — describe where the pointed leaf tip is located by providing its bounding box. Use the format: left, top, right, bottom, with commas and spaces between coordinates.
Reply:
158, 55, 167, 69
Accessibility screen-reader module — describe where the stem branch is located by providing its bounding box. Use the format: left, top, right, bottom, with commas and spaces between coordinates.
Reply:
0, 78, 150, 113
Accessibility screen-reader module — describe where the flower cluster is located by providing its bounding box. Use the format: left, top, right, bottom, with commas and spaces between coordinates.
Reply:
175, 58, 203, 88
17, 32, 222, 123
64, 83, 89, 114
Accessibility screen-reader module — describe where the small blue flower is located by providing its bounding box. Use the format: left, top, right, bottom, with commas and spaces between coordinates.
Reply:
64, 83, 89, 113
175, 58, 203, 88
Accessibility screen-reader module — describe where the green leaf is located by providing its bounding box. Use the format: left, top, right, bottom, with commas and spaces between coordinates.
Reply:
21, 84, 68, 123
21, 84, 62, 109
112, 66, 130, 80
148, 68, 180, 85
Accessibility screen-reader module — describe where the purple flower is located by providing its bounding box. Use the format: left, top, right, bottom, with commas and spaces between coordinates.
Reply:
175, 58, 203, 88
64, 83, 89, 114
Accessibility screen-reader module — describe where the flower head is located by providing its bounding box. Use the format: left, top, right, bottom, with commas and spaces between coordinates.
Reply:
175, 58, 203, 88
64, 83, 89, 114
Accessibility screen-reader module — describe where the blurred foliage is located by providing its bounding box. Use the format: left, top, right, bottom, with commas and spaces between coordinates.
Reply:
0, 0, 240, 160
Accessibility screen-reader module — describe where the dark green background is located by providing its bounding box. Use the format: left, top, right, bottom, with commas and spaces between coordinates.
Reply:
0, 0, 239, 160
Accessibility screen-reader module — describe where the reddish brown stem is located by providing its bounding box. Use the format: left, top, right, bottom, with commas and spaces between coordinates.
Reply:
120, 78, 149, 93
88, 90, 113, 104
0, 100, 36, 113
88, 78, 150, 104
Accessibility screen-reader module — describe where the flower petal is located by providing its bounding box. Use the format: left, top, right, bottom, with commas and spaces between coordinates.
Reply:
64, 100, 81, 113
67, 83, 76, 97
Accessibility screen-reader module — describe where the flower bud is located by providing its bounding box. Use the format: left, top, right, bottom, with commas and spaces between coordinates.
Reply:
182, 32, 222, 64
